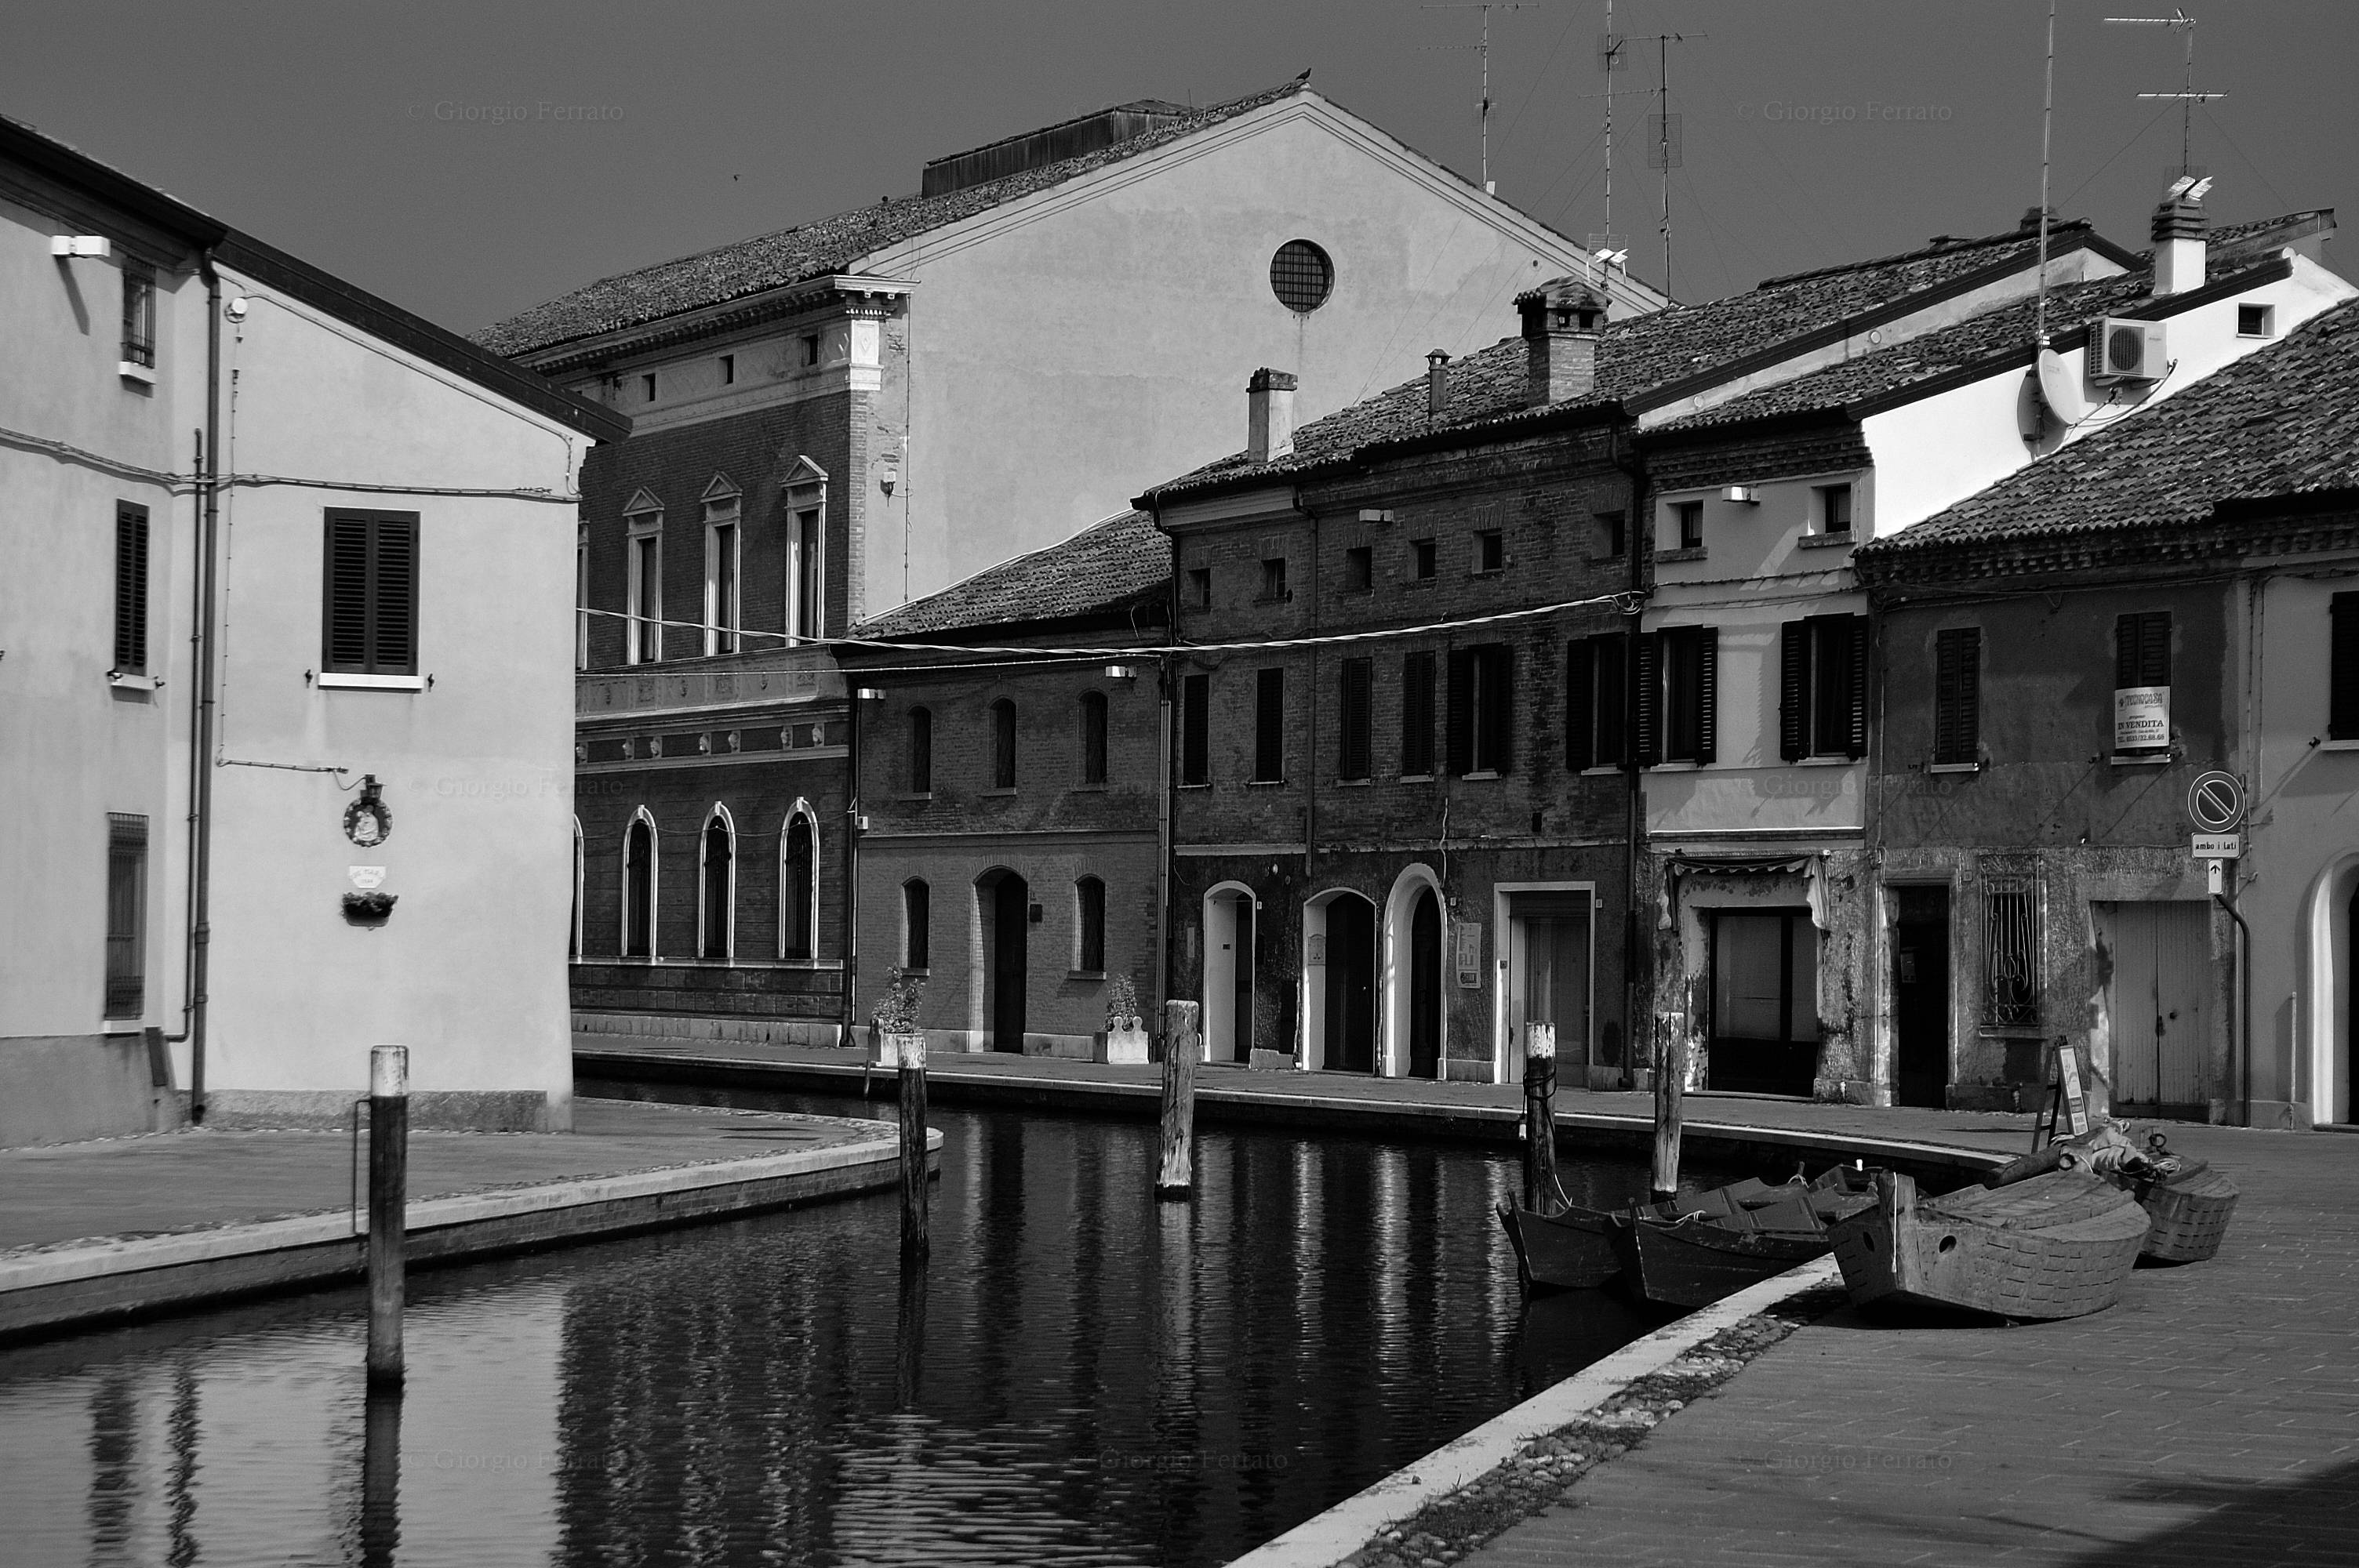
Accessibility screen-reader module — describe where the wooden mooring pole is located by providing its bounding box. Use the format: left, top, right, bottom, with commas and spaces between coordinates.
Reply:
365, 1044, 408, 1389
1156, 1000, 1199, 1200
899, 1031, 929, 1259
1652, 1024, 1685, 1200
1521, 1022, 1558, 1212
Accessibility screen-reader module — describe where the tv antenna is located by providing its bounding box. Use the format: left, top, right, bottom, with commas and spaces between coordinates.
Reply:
1644, 32, 1700, 297
2105, 9, 2225, 180
1593, 2, 1630, 286
1421, 2, 1530, 191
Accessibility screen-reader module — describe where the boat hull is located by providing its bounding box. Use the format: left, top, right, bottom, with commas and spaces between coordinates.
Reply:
2132, 1163, 2239, 1264
1628, 1215, 1828, 1308
1496, 1202, 1623, 1291
1828, 1169, 2147, 1322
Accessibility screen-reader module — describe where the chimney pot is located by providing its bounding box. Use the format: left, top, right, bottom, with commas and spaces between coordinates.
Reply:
1514, 278, 1607, 408
1246, 367, 1299, 464
2151, 179, 2210, 297
1426, 349, 1451, 423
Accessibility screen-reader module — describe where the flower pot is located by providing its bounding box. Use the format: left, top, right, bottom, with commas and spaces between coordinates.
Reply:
871, 1029, 926, 1069
1096, 1025, 1151, 1065
341, 891, 397, 927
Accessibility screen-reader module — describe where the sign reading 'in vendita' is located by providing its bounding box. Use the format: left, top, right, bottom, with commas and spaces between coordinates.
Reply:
2114, 684, 2170, 750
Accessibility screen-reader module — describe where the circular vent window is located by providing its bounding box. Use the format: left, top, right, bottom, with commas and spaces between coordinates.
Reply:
1270, 240, 1335, 314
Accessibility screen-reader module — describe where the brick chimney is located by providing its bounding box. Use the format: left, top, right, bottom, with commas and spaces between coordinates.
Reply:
1515, 278, 1608, 408
1426, 349, 1451, 424
2152, 178, 2212, 297
1246, 367, 1298, 463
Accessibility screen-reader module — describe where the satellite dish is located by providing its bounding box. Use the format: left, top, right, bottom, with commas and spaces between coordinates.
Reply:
2036, 347, 2090, 426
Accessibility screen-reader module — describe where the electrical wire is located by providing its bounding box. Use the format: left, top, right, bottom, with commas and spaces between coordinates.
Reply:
0, 422, 577, 502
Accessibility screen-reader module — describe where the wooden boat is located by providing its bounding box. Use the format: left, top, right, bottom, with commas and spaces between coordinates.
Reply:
1827, 1167, 2148, 1321
1498, 1175, 1788, 1294
1625, 1167, 1881, 1308
2121, 1145, 2239, 1264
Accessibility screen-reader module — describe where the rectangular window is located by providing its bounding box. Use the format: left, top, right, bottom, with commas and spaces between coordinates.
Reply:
719, 353, 736, 384
1817, 483, 1854, 535
1338, 657, 1372, 781
1077, 880, 1106, 972
1778, 615, 1870, 760
1412, 539, 1437, 579
904, 880, 930, 969
1474, 530, 1504, 572
801, 333, 820, 367
114, 504, 149, 674
1638, 626, 1717, 765
909, 708, 932, 793
791, 507, 823, 640
991, 701, 1017, 789
2237, 304, 2275, 338
2332, 595, 2359, 742
1259, 557, 1289, 602
640, 372, 657, 402
1674, 500, 1704, 550
1253, 667, 1285, 782
1342, 546, 1372, 593
705, 520, 740, 655
120, 261, 156, 368
1187, 567, 1212, 609
1080, 691, 1108, 785
104, 813, 147, 1019
1180, 673, 1210, 785
1934, 626, 1980, 765
321, 510, 420, 676
1565, 633, 1627, 770
1598, 510, 1627, 558
1982, 874, 2040, 1027
2114, 611, 2172, 752
1401, 651, 1437, 775
1446, 644, 1513, 775
627, 527, 662, 664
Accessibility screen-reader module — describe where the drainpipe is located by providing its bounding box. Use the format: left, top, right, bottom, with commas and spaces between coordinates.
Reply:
2213, 888, 2251, 1127
1608, 423, 1649, 1092
841, 685, 865, 1047
184, 250, 224, 1123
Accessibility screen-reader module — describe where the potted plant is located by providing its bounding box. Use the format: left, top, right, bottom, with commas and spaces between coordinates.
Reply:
340, 890, 398, 927
1096, 975, 1151, 1065
870, 967, 927, 1069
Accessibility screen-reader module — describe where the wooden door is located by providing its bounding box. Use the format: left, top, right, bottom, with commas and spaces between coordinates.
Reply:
1324, 898, 1376, 1073
1892, 887, 1950, 1109
2103, 901, 2210, 1116
1409, 890, 1442, 1079
990, 875, 1028, 1051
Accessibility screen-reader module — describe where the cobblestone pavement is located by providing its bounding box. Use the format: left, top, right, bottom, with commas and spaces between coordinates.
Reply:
0, 1098, 879, 1254
1459, 1124, 2359, 1567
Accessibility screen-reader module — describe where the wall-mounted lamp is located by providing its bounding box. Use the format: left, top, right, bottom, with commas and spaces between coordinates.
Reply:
224, 296, 250, 322
878, 472, 896, 499
853, 687, 886, 701
1720, 485, 1759, 505
51, 235, 111, 259
1358, 509, 1395, 524
1103, 664, 1138, 680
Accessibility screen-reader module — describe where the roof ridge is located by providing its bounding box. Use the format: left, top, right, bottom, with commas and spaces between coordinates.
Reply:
1754, 219, 2094, 292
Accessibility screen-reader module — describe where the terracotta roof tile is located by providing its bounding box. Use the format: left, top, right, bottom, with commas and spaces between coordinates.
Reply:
1858, 298, 2359, 560
856, 510, 1169, 637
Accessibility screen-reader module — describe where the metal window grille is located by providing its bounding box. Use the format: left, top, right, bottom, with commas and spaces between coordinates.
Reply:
120, 262, 156, 368
1982, 875, 2040, 1027
1269, 240, 1334, 314
104, 814, 147, 1018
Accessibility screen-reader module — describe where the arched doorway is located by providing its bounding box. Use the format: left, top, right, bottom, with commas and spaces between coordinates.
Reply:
980, 869, 1029, 1052
623, 815, 655, 957
1409, 888, 1442, 1079
1203, 886, 1255, 1063
1309, 891, 1377, 1074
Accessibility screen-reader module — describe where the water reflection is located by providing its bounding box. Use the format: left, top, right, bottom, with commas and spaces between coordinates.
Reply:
0, 1094, 1711, 1567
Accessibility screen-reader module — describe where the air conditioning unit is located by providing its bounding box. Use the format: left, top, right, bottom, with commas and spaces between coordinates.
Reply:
2088, 318, 2167, 383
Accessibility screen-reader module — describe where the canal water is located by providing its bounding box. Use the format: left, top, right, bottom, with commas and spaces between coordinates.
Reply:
0, 1090, 1734, 1567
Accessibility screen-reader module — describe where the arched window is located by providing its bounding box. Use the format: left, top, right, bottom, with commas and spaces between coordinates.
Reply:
990, 699, 1016, 789
1078, 691, 1108, 785
1076, 876, 1106, 973
570, 818, 583, 960
699, 808, 734, 960
780, 811, 817, 960
903, 878, 931, 969
909, 707, 933, 794
622, 811, 656, 957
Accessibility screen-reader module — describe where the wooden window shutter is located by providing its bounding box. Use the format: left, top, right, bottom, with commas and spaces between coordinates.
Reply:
325, 515, 373, 671
2333, 596, 2359, 742
373, 517, 417, 673
1339, 658, 1372, 779
1844, 616, 1870, 760
1779, 620, 1809, 762
1180, 673, 1209, 784
1597, 635, 1628, 767
1255, 667, 1285, 781
322, 511, 419, 675
1485, 645, 1514, 773
114, 506, 148, 673
1401, 652, 1435, 775
1935, 626, 1980, 764
2116, 611, 2170, 688
1565, 639, 1596, 771
1445, 649, 1474, 775
1694, 626, 1718, 764
1635, 633, 1662, 767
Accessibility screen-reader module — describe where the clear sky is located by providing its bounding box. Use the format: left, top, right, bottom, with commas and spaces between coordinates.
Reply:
5, 1, 2354, 336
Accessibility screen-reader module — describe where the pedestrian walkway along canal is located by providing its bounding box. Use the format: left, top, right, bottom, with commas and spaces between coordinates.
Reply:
0, 1088, 1749, 1566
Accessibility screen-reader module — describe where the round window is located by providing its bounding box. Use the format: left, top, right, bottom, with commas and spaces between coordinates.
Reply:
1270, 240, 1335, 314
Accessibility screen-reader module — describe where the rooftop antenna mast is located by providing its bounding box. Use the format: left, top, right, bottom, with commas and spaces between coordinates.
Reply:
1589, 4, 1630, 287
1422, 2, 1529, 191
2106, 9, 2224, 180
2034, 0, 2058, 347
1645, 32, 1699, 297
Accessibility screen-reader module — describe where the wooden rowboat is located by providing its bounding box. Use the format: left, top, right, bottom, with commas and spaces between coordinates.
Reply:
1496, 1176, 1783, 1294
1826, 1168, 2148, 1321
2125, 1156, 2239, 1264
1626, 1168, 1881, 1308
